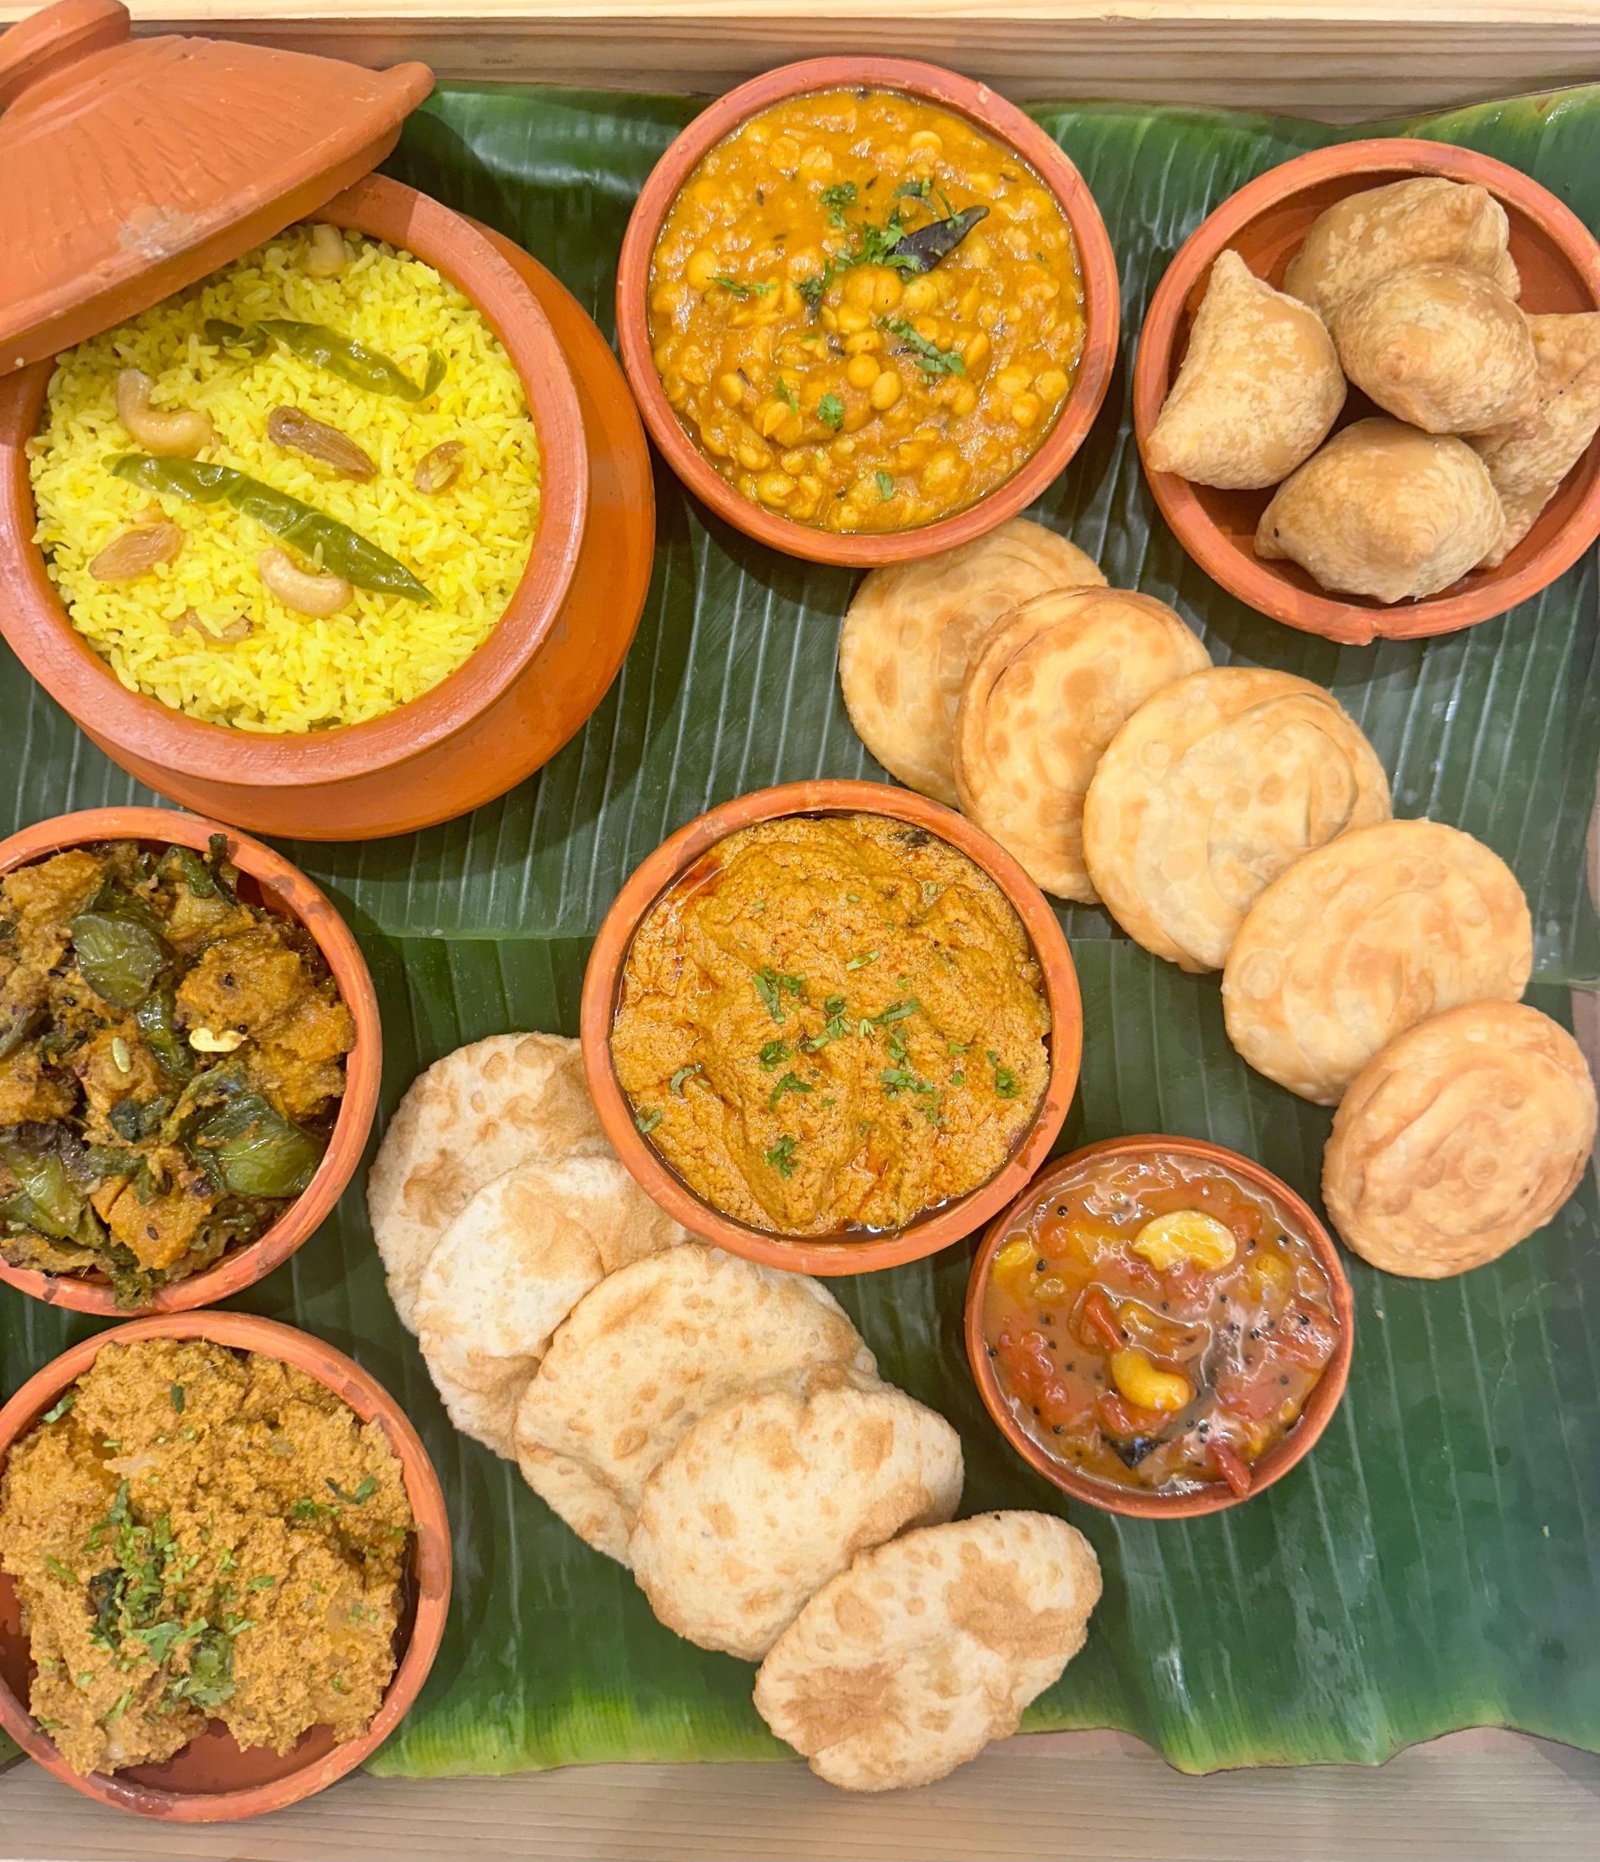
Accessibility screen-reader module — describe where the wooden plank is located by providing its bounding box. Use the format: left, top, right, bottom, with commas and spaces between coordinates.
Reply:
3, 3, 1600, 121
3, 1730, 1598, 1861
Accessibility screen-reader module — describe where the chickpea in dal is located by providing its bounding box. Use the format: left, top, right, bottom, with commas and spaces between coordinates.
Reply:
610, 813, 1050, 1237
646, 89, 1085, 533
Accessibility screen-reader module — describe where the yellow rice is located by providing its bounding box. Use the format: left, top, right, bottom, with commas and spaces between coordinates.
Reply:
29, 225, 541, 734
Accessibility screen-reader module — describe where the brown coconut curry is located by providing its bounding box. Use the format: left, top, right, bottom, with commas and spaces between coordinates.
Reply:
0, 840, 353, 1305
610, 813, 1050, 1235
0, 1337, 411, 1776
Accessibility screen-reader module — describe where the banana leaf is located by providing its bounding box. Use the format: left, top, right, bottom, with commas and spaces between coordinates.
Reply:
1, 81, 1598, 1780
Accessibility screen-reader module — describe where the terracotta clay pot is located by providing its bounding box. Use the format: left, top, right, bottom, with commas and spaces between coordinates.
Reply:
1134, 139, 1600, 645
964, 1135, 1355, 1519
581, 780, 1082, 1275
615, 56, 1119, 567
0, 1311, 451, 1821
0, 807, 380, 1315
0, 177, 656, 840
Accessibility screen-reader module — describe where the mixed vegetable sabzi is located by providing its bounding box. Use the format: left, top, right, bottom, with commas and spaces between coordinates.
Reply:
0, 839, 355, 1304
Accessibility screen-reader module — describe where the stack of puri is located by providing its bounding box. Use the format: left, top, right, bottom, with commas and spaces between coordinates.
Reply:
368, 1032, 1103, 1791
1146, 178, 1600, 601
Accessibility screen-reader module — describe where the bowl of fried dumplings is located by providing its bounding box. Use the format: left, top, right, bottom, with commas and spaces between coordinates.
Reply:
1133, 138, 1600, 644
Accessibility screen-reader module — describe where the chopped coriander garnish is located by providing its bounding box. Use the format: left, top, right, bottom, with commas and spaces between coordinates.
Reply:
712, 275, 773, 299
880, 317, 965, 376
880, 1067, 920, 1095
875, 470, 895, 500
845, 949, 880, 971
759, 1039, 791, 1070
797, 273, 826, 314
819, 180, 859, 224
818, 392, 845, 430
754, 966, 805, 1020
870, 997, 919, 1026
886, 1028, 909, 1064
45, 1555, 76, 1584
846, 891, 861, 903
769, 1071, 813, 1111
170, 1383, 185, 1414
951, 1070, 966, 1085
248, 1575, 277, 1590
986, 1050, 1021, 1098
822, 995, 850, 1041
765, 1135, 799, 1178
775, 376, 799, 413
669, 1063, 702, 1096
948, 1039, 969, 1054
635, 1106, 663, 1135
43, 1391, 75, 1424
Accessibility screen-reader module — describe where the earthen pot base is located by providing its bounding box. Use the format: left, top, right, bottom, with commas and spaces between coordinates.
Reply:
82, 233, 654, 840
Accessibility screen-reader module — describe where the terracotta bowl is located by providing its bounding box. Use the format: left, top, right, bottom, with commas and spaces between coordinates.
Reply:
0, 1311, 451, 1821
581, 780, 1082, 1275
0, 806, 380, 1315
615, 55, 1119, 567
1134, 138, 1600, 645
964, 1134, 1355, 1519
0, 176, 656, 840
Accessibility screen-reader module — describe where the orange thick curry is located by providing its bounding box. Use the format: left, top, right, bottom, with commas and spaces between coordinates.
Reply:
981, 1149, 1341, 1497
647, 88, 1085, 534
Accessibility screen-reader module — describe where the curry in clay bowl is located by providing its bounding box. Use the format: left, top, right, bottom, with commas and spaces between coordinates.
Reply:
0, 1311, 450, 1822
581, 780, 1081, 1275
0, 171, 657, 840
966, 1136, 1354, 1519
616, 56, 1118, 566
1134, 139, 1600, 644
0, 807, 380, 1317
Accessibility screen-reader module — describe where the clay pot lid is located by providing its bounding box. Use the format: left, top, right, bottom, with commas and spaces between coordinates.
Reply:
0, 0, 433, 370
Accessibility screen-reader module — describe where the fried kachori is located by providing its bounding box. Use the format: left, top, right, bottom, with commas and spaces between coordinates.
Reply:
1283, 176, 1519, 320
951, 585, 1209, 901
1324, 1001, 1597, 1277
1083, 667, 1391, 972
1256, 418, 1504, 603
1474, 310, 1600, 563
752, 1511, 1102, 1792
1331, 262, 1537, 435
412, 1155, 688, 1457
368, 1032, 606, 1329
629, 1364, 963, 1661
837, 518, 1105, 807
1146, 249, 1345, 489
1222, 818, 1532, 1103
513, 1242, 876, 1564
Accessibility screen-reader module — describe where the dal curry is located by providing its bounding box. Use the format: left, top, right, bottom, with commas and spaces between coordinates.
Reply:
0, 839, 353, 1305
610, 813, 1050, 1235
646, 89, 1085, 533
0, 1337, 411, 1777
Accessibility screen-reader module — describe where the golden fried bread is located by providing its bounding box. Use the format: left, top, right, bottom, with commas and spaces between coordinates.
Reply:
1473, 311, 1600, 563
1084, 668, 1391, 972
1222, 818, 1532, 1103
837, 519, 1105, 806
1331, 262, 1537, 434
1324, 1002, 1596, 1277
951, 586, 1209, 901
1284, 176, 1519, 320
1256, 418, 1504, 603
1146, 249, 1345, 489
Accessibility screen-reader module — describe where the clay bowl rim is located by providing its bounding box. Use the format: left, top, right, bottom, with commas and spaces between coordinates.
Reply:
613, 54, 1120, 568
0, 805, 380, 1316
0, 1310, 451, 1822
963, 1133, 1355, 1520
0, 173, 589, 788
1132, 137, 1600, 646
580, 778, 1082, 1276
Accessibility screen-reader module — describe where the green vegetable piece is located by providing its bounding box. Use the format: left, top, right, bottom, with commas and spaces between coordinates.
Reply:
70, 888, 171, 1010
136, 986, 195, 1081
168, 846, 216, 899
111, 456, 434, 603
668, 1064, 701, 1096
0, 1134, 105, 1251
185, 1087, 325, 1199
0, 998, 44, 1063
634, 1107, 663, 1135
206, 317, 446, 402
875, 470, 895, 501
43, 1391, 75, 1424
171, 1383, 185, 1414
879, 318, 966, 376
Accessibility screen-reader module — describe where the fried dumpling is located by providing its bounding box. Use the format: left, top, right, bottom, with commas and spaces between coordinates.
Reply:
1256, 418, 1504, 603
1331, 262, 1537, 434
1145, 249, 1345, 489
1284, 176, 1520, 320
1472, 311, 1600, 563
